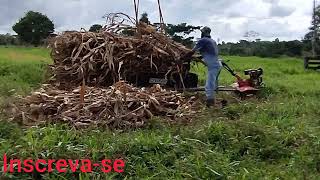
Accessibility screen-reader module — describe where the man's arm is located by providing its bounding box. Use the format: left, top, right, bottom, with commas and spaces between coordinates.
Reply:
193, 38, 205, 52
192, 57, 208, 66
181, 50, 196, 61
180, 39, 205, 62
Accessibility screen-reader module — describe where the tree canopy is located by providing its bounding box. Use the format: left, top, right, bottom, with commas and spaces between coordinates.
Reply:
165, 23, 201, 48
218, 39, 306, 58
12, 11, 54, 45
139, 12, 150, 24
89, 24, 103, 32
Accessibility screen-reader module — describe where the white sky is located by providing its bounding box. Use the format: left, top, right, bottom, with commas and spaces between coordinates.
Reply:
0, 0, 315, 42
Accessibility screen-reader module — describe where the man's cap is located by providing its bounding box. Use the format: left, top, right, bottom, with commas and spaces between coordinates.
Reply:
201, 26, 211, 34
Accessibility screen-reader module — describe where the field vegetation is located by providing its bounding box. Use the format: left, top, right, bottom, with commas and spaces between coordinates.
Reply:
0, 46, 320, 179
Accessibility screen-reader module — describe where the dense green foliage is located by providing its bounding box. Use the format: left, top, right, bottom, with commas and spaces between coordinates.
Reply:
89, 24, 103, 32
218, 39, 311, 58
0, 47, 320, 179
139, 12, 150, 24
0, 34, 21, 46
12, 11, 54, 46
165, 23, 201, 48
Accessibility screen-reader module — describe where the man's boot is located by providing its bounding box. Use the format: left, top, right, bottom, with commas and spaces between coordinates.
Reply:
206, 99, 215, 108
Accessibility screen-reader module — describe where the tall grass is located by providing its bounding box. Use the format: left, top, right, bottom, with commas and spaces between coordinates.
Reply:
0, 47, 320, 179
0, 46, 50, 96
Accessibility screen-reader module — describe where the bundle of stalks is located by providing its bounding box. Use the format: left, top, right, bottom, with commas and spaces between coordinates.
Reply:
50, 13, 191, 88
11, 82, 197, 129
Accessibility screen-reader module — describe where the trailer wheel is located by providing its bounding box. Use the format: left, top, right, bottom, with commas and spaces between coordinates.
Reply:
184, 73, 199, 88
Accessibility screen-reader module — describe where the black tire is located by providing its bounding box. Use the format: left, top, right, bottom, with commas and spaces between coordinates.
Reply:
184, 73, 199, 88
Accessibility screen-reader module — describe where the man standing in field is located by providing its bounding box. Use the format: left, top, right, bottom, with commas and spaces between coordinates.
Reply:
183, 27, 221, 107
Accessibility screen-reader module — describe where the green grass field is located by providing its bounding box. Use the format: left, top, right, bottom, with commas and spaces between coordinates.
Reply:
0, 46, 320, 179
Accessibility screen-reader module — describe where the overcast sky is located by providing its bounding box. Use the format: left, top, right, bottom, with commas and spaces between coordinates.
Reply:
0, 0, 315, 42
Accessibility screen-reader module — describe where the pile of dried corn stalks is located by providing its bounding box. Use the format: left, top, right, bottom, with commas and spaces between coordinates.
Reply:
50, 13, 190, 87
11, 82, 197, 129
9, 14, 199, 129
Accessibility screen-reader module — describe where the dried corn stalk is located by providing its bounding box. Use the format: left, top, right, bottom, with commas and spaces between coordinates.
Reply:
49, 14, 191, 88
12, 82, 197, 129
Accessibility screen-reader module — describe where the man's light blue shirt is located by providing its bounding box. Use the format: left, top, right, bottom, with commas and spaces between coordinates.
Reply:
193, 37, 220, 69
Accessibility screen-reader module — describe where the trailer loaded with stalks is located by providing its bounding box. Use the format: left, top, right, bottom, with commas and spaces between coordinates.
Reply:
49, 13, 193, 89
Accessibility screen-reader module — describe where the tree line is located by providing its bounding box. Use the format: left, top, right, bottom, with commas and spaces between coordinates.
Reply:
1, 10, 319, 58
218, 39, 312, 58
